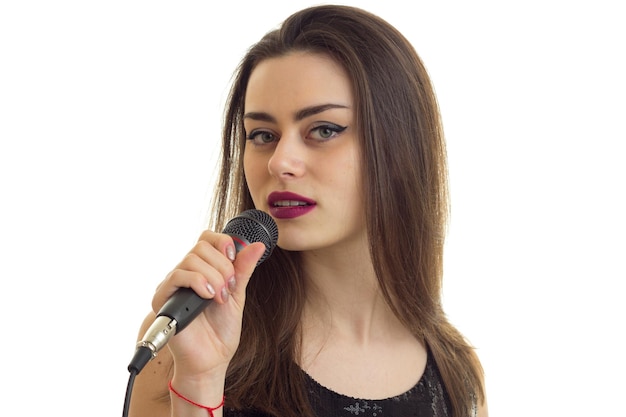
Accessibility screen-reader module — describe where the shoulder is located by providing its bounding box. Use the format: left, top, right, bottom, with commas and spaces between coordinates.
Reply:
476, 399, 489, 417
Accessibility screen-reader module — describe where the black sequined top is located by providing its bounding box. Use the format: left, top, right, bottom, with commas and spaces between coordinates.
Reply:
225, 353, 453, 417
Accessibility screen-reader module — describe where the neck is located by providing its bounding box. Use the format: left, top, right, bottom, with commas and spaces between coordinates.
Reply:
300, 244, 403, 345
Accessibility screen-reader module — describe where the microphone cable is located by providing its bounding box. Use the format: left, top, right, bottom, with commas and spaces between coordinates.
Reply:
122, 368, 138, 417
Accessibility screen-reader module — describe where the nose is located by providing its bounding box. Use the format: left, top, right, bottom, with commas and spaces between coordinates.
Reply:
267, 132, 306, 179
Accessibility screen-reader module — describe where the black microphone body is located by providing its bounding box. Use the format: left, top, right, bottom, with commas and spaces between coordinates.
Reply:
128, 209, 278, 374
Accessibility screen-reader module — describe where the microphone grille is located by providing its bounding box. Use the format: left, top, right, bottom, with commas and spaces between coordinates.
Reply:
223, 209, 278, 264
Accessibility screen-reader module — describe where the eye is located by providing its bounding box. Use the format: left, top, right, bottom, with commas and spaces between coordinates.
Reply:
308, 124, 347, 141
246, 130, 278, 145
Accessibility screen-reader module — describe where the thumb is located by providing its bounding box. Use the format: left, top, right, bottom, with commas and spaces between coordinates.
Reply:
231, 242, 267, 297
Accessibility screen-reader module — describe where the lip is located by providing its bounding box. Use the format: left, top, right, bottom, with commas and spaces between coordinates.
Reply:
267, 191, 316, 219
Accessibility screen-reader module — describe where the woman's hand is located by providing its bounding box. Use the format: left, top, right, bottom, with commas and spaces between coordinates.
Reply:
151, 230, 267, 379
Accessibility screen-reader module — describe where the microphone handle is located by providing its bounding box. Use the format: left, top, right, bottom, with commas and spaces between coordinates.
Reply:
158, 233, 249, 330
158, 288, 210, 332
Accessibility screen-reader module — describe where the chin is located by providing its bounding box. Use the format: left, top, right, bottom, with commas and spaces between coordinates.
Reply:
276, 241, 304, 252
276, 236, 317, 252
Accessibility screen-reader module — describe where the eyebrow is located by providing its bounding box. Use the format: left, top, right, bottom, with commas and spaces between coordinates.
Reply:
243, 103, 349, 123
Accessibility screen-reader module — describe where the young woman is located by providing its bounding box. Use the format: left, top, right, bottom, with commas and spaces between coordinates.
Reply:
129, 5, 487, 417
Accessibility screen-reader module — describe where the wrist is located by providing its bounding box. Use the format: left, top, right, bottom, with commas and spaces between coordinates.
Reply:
170, 368, 227, 417
169, 380, 225, 417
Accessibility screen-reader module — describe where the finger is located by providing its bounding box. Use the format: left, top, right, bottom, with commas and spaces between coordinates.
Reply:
152, 269, 217, 313
180, 242, 235, 291
197, 230, 238, 263
178, 251, 232, 299
182, 231, 240, 303
229, 242, 267, 302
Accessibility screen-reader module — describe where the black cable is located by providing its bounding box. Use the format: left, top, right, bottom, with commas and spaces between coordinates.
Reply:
124, 345, 155, 416
122, 368, 138, 417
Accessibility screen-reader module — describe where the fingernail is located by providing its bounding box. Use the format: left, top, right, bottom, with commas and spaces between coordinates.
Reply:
207, 283, 216, 296
228, 276, 236, 292
221, 287, 229, 302
226, 245, 236, 261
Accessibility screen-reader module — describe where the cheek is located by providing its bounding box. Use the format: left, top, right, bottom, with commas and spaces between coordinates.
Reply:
328, 152, 363, 203
341, 149, 362, 190
243, 154, 260, 193
243, 151, 271, 205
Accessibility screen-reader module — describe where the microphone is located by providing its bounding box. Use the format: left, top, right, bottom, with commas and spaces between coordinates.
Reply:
128, 209, 278, 374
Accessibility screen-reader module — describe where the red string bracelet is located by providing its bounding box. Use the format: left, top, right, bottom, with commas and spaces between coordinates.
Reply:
168, 380, 225, 417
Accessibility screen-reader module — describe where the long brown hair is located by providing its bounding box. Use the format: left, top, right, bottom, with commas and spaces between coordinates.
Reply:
210, 5, 484, 417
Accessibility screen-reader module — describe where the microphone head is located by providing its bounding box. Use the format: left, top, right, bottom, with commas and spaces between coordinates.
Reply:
223, 209, 278, 264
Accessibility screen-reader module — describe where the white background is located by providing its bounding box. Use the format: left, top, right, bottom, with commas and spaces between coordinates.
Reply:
1, 1, 624, 416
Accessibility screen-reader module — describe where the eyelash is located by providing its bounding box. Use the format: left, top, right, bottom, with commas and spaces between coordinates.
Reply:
245, 123, 347, 145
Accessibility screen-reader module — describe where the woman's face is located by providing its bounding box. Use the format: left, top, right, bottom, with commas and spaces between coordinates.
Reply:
243, 51, 365, 253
